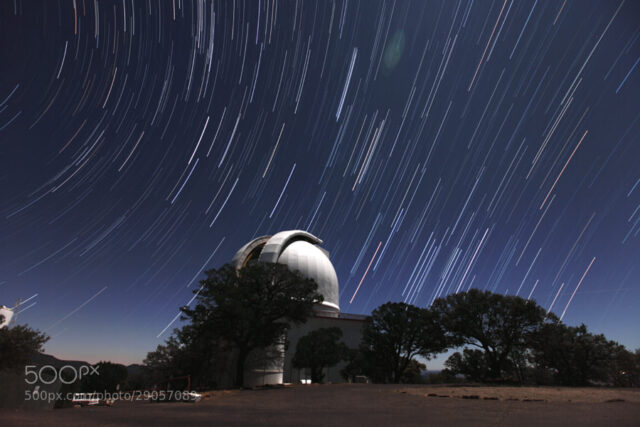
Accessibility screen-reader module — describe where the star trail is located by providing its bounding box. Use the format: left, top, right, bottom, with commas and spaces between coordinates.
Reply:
1, 0, 639, 364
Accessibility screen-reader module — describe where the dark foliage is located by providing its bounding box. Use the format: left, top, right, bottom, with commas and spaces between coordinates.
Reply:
425, 368, 463, 384
445, 349, 490, 383
293, 327, 348, 383
358, 302, 447, 383
143, 334, 191, 387
81, 361, 128, 393
432, 290, 550, 382
607, 348, 640, 387
529, 323, 626, 386
145, 324, 232, 389
401, 359, 426, 384
340, 348, 368, 382
140, 282, 639, 389
180, 262, 322, 387
0, 316, 49, 373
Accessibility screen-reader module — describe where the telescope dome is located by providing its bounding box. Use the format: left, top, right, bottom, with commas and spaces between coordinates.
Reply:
232, 230, 340, 312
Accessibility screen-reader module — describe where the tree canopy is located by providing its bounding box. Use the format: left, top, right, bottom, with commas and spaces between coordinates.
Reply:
143, 334, 191, 387
530, 322, 625, 386
0, 316, 49, 373
358, 302, 447, 383
81, 361, 128, 393
293, 327, 348, 383
140, 278, 638, 388
180, 262, 323, 387
432, 289, 550, 381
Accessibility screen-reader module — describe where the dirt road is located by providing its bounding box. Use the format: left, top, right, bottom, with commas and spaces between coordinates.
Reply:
2, 384, 639, 426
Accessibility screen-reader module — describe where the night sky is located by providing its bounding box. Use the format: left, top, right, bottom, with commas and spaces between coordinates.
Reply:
1, 0, 639, 366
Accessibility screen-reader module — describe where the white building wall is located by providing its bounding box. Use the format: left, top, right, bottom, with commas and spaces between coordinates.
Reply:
283, 314, 365, 384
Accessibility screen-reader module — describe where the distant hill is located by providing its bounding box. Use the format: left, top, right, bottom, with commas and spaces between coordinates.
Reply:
126, 363, 144, 377
29, 352, 142, 375
29, 351, 89, 370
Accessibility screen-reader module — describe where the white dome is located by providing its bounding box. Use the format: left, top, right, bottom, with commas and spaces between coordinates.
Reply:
232, 230, 340, 312
0, 306, 14, 328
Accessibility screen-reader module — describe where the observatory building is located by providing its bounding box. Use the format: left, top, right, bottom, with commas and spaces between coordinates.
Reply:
0, 305, 14, 328
231, 230, 366, 386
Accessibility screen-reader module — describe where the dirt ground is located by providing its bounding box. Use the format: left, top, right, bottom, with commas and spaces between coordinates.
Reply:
2, 384, 639, 426
398, 384, 640, 403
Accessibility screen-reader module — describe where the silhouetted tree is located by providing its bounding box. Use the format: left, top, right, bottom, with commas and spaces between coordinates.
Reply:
143, 325, 238, 390
340, 348, 369, 383
530, 322, 624, 386
359, 302, 447, 383
401, 359, 426, 384
181, 262, 323, 387
293, 327, 348, 383
431, 290, 550, 382
608, 347, 640, 387
82, 361, 128, 393
444, 349, 490, 382
0, 316, 49, 373
171, 322, 232, 389
143, 334, 188, 387
426, 368, 462, 384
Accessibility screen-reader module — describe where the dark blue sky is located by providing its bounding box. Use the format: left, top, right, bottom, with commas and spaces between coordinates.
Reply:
1, 0, 639, 366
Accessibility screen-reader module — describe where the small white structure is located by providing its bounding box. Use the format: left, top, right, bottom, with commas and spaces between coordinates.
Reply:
71, 393, 101, 406
0, 305, 14, 328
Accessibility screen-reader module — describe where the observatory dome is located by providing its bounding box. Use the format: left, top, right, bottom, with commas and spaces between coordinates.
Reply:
232, 230, 340, 312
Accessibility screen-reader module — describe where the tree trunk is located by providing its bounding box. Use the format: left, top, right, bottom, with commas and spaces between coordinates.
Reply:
311, 366, 324, 383
488, 354, 502, 380
392, 367, 402, 383
235, 349, 247, 388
